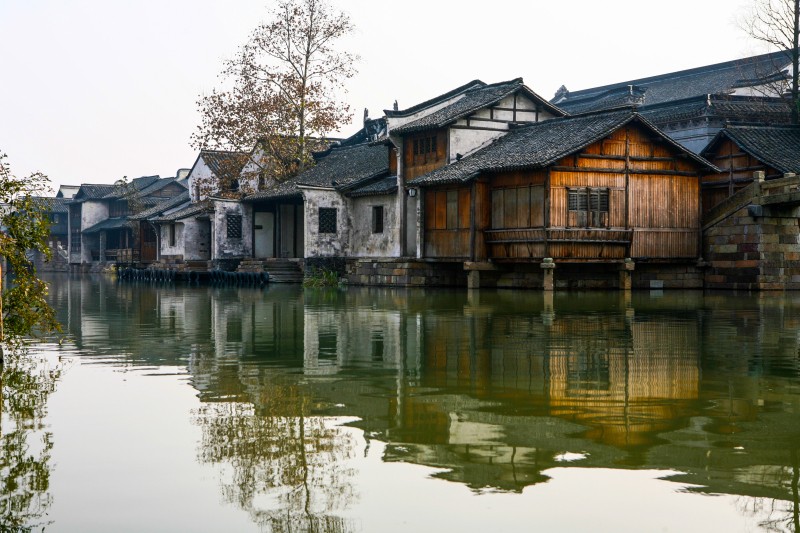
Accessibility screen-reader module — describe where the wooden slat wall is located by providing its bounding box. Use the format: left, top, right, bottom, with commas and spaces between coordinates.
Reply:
423, 185, 472, 258
404, 129, 448, 181
628, 175, 698, 228
631, 229, 697, 258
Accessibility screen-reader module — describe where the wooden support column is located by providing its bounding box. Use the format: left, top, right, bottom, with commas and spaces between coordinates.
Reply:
541, 257, 556, 291
619, 258, 634, 291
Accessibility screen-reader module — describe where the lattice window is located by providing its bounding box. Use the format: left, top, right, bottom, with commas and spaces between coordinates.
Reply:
226, 214, 242, 239
318, 207, 337, 234
372, 205, 384, 234
568, 188, 608, 213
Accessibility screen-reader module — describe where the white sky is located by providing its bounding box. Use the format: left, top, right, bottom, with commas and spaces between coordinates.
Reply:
0, 0, 767, 192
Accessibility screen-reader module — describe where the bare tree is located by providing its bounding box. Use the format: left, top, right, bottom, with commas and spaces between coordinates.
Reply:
192, 0, 358, 182
740, 0, 800, 123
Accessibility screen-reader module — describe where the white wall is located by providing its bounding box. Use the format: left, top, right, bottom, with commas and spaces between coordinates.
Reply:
302, 188, 349, 257
211, 200, 252, 260
348, 194, 400, 258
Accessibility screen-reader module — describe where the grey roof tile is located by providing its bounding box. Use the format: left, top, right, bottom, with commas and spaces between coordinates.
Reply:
345, 176, 398, 197
244, 142, 389, 202
642, 94, 792, 124
31, 196, 69, 214
701, 125, 800, 174
554, 50, 794, 113
391, 78, 564, 135
131, 191, 191, 220
153, 202, 213, 222
409, 110, 716, 186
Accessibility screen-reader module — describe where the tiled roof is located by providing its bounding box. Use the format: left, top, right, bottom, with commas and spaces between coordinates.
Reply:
31, 196, 69, 213
642, 95, 792, 124
153, 202, 212, 223
131, 191, 191, 220
101, 176, 184, 200
391, 78, 564, 136
244, 142, 389, 202
345, 176, 398, 197
385, 79, 486, 117
553, 50, 794, 113
701, 125, 800, 175
83, 217, 130, 234
71, 184, 117, 201
409, 110, 716, 186
200, 150, 249, 180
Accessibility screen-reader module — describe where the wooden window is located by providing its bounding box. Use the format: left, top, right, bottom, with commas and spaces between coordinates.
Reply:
226, 214, 242, 239
318, 207, 337, 234
110, 200, 129, 218
568, 188, 609, 227
372, 205, 384, 234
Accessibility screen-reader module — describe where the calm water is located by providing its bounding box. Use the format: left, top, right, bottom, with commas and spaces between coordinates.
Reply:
3, 275, 800, 532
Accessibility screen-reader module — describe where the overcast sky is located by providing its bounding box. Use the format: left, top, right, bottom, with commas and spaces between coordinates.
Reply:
0, 0, 765, 192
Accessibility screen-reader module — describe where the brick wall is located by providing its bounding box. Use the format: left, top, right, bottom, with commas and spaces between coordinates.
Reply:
704, 206, 800, 290
346, 259, 466, 287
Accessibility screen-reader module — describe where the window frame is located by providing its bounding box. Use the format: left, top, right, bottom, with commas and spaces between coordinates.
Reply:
318, 207, 337, 234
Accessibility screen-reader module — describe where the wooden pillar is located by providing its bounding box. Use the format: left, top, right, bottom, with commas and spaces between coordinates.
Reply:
541, 257, 556, 291
619, 258, 634, 291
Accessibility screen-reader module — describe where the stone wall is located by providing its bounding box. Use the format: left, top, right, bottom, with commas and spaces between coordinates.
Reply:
704, 205, 800, 290
346, 259, 466, 287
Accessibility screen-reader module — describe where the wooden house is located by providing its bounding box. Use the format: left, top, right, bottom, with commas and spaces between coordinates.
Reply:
700, 125, 800, 213
407, 109, 718, 288
384, 78, 564, 255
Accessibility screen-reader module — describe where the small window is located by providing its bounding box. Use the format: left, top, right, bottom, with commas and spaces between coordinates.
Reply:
319, 207, 337, 234
568, 188, 609, 227
229, 179, 240, 192
226, 214, 243, 239
372, 205, 384, 234
168, 224, 176, 247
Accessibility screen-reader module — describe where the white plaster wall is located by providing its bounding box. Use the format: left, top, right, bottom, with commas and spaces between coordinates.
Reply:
183, 218, 212, 260
80, 200, 108, 263
449, 129, 506, 161
302, 188, 349, 257
347, 194, 400, 257
159, 223, 183, 257
188, 158, 216, 202
211, 200, 252, 259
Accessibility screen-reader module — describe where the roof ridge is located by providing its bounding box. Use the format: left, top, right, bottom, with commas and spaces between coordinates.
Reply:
562, 49, 793, 98
385, 79, 486, 117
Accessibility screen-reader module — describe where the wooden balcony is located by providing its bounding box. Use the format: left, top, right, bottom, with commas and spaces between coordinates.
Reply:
485, 228, 633, 261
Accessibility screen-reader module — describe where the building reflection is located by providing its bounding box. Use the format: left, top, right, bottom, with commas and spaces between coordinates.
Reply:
44, 276, 800, 529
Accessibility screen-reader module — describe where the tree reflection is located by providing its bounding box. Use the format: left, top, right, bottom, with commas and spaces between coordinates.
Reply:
193, 375, 358, 532
0, 349, 61, 532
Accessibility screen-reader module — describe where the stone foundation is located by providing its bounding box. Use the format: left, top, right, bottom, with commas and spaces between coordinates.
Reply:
346, 258, 466, 287
704, 205, 800, 290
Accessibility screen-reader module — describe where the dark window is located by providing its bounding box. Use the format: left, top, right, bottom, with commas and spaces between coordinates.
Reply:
319, 207, 337, 234
168, 224, 176, 247
568, 188, 609, 227
226, 214, 243, 239
229, 179, 240, 192
372, 205, 384, 234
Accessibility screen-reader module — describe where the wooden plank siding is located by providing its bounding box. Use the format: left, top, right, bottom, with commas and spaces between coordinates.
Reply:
404, 129, 448, 181
421, 123, 703, 263
700, 138, 779, 215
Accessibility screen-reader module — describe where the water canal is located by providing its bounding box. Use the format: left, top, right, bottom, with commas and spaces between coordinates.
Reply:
3, 275, 800, 532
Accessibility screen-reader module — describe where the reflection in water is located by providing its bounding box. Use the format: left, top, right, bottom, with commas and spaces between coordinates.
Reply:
42, 275, 800, 531
192, 376, 358, 532
1, 349, 61, 531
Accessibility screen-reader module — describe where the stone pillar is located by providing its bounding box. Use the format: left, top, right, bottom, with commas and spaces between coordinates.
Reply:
619, 258, 634, 291
541, 258, 556, 291
541, 290, 554, 326
467, 270, 481, 290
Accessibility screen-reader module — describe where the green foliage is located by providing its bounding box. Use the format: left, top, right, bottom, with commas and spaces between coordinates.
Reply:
0, 152, 61, 350
302, 267, 343, 288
